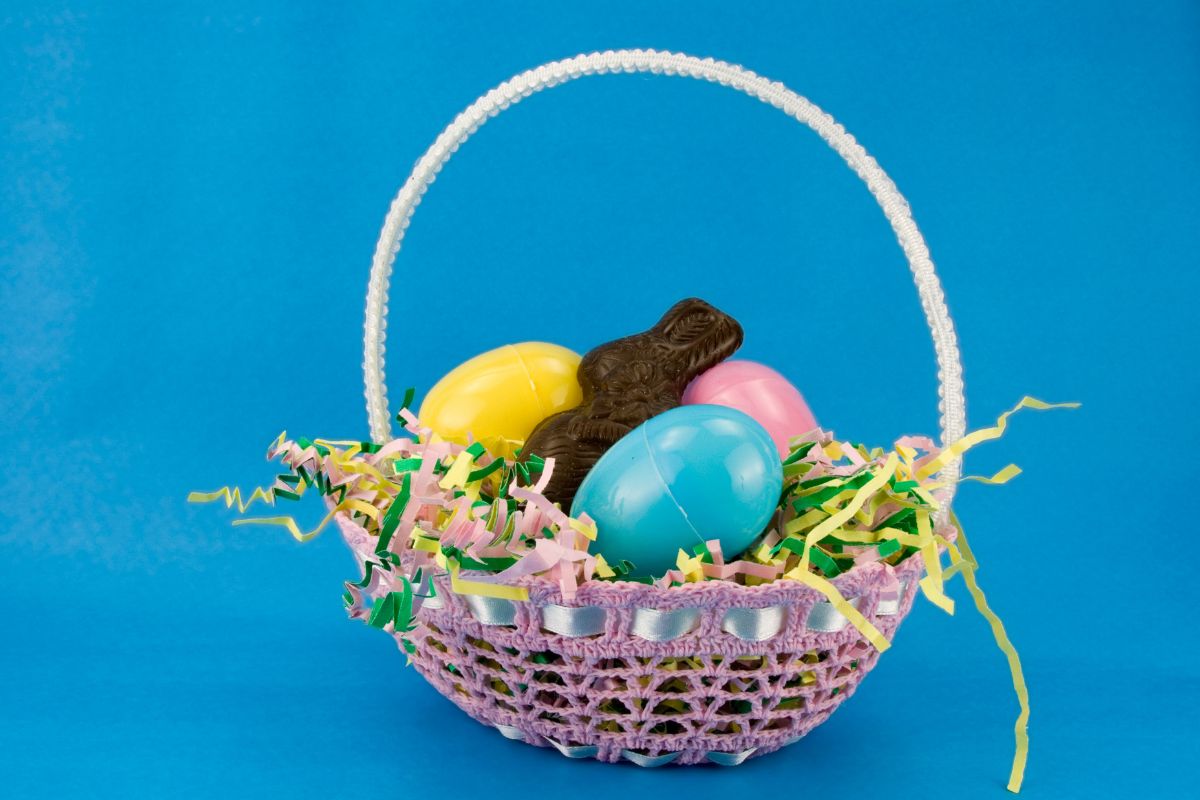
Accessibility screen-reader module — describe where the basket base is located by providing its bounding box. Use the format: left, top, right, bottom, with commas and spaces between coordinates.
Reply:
401, 580, 919, 767
493, 720, 769, 766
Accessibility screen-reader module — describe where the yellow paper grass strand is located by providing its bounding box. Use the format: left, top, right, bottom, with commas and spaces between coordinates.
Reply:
951, 512, 1030, 793
448, 560, 530, 602
187, 486, 274, 513
785, 568, 891, 652
232, 508, 336, 542
916, 397, 1079, 480
915, 509, 954, 614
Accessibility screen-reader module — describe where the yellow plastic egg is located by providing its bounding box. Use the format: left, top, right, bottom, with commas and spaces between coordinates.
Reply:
418, 342, 583, 456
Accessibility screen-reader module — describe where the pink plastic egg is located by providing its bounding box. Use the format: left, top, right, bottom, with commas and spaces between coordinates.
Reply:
681, 360, 817, 457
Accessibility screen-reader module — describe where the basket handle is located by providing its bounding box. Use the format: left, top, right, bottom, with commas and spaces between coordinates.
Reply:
363, 49, 967, 504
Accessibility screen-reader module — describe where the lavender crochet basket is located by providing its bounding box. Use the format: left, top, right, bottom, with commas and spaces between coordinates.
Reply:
349, 50, 967, 767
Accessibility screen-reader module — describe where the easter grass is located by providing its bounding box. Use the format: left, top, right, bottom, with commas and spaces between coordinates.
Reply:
190, 396, 1072, 625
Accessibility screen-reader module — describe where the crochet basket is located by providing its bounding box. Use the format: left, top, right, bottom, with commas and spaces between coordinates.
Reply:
346, 50, 967, 767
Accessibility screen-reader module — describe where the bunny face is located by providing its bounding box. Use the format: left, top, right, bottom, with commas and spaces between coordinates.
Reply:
522, 298, 743, 505
586, 362, 678, 428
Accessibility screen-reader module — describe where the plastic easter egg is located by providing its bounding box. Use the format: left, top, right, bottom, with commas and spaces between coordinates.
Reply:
571, 405, 783, 576
682, 360, 817, 457
418, 342, 582, 455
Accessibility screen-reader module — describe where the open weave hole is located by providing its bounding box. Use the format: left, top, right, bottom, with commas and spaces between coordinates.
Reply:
340, 515, 925, 765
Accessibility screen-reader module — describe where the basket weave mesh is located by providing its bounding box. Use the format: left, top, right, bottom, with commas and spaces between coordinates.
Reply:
340, 516, 925, 766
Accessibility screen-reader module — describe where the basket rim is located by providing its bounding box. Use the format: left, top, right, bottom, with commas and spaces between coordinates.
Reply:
336, 511, 931, 611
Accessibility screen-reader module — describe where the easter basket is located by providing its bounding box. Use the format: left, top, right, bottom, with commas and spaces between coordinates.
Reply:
194, 49, 1072, 792
355, 53, 965, 766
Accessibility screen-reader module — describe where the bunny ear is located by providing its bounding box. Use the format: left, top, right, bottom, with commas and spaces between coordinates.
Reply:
653, 298, 719, 344
653, 298, 744, 381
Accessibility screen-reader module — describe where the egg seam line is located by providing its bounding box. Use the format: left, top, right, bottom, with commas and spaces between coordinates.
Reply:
641, 424, 707, 549
509, 345, 548, 419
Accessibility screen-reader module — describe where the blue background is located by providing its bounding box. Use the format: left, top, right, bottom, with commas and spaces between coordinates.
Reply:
2, 2, 1197, 797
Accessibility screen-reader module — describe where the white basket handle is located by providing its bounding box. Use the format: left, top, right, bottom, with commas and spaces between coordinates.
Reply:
363, 49, 967, 505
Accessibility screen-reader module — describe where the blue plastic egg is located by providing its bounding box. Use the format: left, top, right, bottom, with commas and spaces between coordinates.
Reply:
571, 405, 783, 576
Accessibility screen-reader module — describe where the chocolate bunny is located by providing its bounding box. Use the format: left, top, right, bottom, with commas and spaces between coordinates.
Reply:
520, 298, 743, 506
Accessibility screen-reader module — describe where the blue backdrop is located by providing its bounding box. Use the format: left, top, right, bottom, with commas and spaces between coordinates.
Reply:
2, 2, 1197, 798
